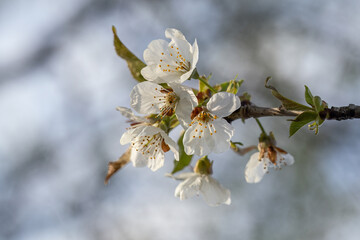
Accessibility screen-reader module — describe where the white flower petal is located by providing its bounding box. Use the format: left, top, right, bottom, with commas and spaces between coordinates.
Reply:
183, 118, 234, 156
168, 172, 198, 180
130, 148, 148, 168
200, 176, 231, 206
144, 39, 169, 64
209, 119, 234, 153
120, 125, 147, 145
147, 152, 165, 171
245, 152, 268, 183
207, 92, 240, 117
165, 28, 186, 40
170, 83, 197, 128
175, 175, 201, 200
171, 38, 193, 64
282, 153, 295, 166
141, 65, 162, 82
116, 107, 147, 123
159, 131, 179, 160
130, 82, 167, 114
191, 39, 199, 72
183, 122, 211, 156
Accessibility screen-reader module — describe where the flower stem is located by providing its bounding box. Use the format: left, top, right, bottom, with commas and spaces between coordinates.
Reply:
192, 69, 217, 93
255, 118, 267, 135
198, 76, 217, 93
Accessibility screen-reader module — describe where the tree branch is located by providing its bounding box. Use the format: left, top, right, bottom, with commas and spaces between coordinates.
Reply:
225, 102, 360, 123
321, 104, 360, 121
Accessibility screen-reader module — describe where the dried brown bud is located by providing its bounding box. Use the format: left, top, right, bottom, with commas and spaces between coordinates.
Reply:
105, 148, 131, 185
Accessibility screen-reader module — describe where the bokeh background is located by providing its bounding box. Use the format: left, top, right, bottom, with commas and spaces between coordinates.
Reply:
1, 0, 360, 239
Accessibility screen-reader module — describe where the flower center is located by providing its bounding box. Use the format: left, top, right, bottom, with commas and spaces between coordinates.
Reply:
152, 88, 179, 118
132, 133, 164, 160
158, 44, 191, 74
190, 107, 218, 123
189, 108, 218, 138
258, 146, 289, 169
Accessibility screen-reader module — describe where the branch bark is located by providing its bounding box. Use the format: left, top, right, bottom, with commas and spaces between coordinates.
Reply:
224, 103, 360, 123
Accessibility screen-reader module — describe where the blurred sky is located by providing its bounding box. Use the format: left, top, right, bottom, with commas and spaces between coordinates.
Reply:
1, 0, 360, 239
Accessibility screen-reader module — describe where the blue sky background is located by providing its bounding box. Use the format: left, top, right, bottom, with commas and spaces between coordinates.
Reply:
1, 0, 360, 239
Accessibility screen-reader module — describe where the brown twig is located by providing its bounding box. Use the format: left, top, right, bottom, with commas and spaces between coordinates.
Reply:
225, 102, 360, 123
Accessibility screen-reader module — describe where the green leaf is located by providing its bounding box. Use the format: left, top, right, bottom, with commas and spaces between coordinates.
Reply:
313, 96, 323, 113
304, 85, 314, 107
289, 111, 318, 137
171, 132, 193, 174
112, 26, 146, 82
265, 77, 313, 111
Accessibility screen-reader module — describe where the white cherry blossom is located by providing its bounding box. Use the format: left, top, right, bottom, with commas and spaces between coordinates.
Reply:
121, 125, 179, 171
141, 28, 199, 84
117, 107, 152, 144
183, 92, 240, 156
130, 81, 197, 128
171, 172, 231, 206
245, 146, 295, 183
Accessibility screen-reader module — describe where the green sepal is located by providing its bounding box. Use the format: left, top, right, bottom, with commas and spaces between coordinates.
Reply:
112, 26, 146, 82
171, 132, 193, 174
304, 85, 314, 107
289, 111, 318, 137
265, 77, 313, 111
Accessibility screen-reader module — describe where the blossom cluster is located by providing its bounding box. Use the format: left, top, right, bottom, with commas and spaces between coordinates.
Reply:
117, 28, 294, 206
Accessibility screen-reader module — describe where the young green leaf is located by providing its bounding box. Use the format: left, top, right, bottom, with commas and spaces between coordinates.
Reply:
112, 26, 146, 82
313, 96, 323, 113
289, 111, 318, 137
304, 85, 314, 107
265, 77, 313, 111
171, 132, 193, 174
